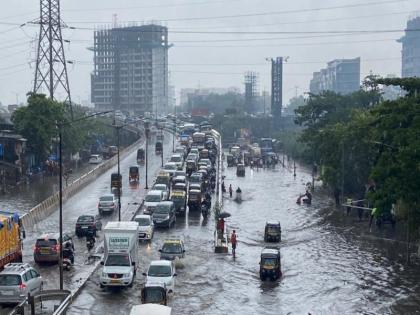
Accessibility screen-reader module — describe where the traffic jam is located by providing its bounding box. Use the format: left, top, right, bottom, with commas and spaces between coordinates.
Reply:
0, 119, 219, 314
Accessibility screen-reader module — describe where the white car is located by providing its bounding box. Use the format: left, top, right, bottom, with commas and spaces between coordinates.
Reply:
134, 215, 154, 241
170, 154, 184, 170
143, 260, 176, 293
152, 184, 169, 201
163, 163, 177, 177
144, 190, 164, 215
89, 154, 103, 164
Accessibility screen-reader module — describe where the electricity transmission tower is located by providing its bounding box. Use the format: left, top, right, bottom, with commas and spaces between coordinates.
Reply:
33, 0, 72, 115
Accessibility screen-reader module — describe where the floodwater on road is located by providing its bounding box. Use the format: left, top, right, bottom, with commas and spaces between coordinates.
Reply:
70, 159, 420, 315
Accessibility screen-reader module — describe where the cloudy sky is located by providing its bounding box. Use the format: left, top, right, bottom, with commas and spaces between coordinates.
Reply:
0, 0, 418, 106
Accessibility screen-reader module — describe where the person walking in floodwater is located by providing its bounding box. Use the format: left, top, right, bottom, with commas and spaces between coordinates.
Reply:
230, 230, 237, 257
229, 184, 233, 198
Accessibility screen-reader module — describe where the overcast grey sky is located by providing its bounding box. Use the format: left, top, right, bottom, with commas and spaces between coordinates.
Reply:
0, 0, 418, 106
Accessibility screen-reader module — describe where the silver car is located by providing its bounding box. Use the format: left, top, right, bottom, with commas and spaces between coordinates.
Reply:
98, 194, 117, 215
0, 263, 43, 304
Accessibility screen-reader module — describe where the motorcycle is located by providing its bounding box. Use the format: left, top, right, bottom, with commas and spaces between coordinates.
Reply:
62, 248, 74, 270
86, 237, 95, 251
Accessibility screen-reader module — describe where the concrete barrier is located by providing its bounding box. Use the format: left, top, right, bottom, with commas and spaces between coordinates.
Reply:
21, 137, 143, 230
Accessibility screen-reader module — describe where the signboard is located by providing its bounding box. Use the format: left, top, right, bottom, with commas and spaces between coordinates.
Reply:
108, 236, 129, 250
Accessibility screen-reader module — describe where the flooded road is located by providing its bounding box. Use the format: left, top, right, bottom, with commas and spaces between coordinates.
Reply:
70, 158, 420, 315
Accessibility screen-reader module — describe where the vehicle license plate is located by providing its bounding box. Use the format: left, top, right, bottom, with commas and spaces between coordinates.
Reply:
110, 279, 120, 284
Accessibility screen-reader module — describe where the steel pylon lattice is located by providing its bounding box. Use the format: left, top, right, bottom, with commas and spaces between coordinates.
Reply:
33, 0, 72, 112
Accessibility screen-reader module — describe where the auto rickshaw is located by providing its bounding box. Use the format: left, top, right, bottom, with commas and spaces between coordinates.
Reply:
111, 173, 122, 191
227, 154, 235, 167
264, 221, 281, 242
141, 283, 168, 305
188, 189, 202, 211
129, 166, 140, 183
186, 160, 197, 176
137, 148, 145, 165
155, 141, 163, 155
199, 149, 209, 159
171, 191, 187, 216
259, 246, 282, 281
236, 163, 245, 177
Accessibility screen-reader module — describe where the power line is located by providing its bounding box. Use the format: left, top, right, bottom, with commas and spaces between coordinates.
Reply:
64, 0, 406, 24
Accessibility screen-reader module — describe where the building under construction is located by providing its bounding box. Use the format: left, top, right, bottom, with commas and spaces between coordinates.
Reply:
91, 24, 169, 115
244, 71, 259, 113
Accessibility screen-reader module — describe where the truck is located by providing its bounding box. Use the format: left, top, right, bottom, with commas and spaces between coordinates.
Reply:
0, 212, 23, 270
100, 221, 139, 288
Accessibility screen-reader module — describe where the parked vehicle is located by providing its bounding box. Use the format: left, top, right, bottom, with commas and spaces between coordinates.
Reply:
100, 221, 139, 288
0, 212, 23, 270
0, 263, 43, 304
170, 191, 187, 216
98, 194, 117, 215
153, 184, 170, 201
152, 202, 176, 228
75, 215, 102, 237
34, 233, 73, 264
259, 246, 282, 281
236, 163, 245, 177
129, 166, 139, 183
155, 142, 163, 155
89, 154, 103, 164
264, 221, 281, 242
141, 283, 168, 305
143, 260, 176, 293
133, 215, 154, 241
144, 190, 165, 215
159, 239, 185, 260
137, 148, 145, 165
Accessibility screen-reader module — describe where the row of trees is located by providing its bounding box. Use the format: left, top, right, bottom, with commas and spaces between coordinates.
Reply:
11, 94, 119, 167
294, 77, 420, 229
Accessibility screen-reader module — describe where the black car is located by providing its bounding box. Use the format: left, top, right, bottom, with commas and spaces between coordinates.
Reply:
75, 215, 102, 237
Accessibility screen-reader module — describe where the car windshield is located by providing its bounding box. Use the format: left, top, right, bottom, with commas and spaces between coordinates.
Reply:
135, 218, 150, 226
105, 254, 130, 266
155, 205, 170, 214
171, 156, 182, 162
143, 288, 165, 303
0, 275, 22, 286
164, 164, 177, 170
148, 265, 171, 277
154, 185, 166, 191
162, 243, 183, 254
77, 216, 93, 223
267, 226, 280, 233
146, 194, 161, 202
100, 196, 113, 202
262, 258, 277, 267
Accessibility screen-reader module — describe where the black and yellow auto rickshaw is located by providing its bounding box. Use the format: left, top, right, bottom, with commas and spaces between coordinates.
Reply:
171, 191, 187, 216
264, 221, 281, 242
186, 160, 197, 176
155, 141, 163, 155
141, 283, 168, 305
156, 171, 171, 187
129, 166, 139, 183
137, 148, 145, 165
188, 189, 202, 211
236, 163, 245, 177
259, 246, 282, 281
227, 154, 235, 167
111, 172, 122, 189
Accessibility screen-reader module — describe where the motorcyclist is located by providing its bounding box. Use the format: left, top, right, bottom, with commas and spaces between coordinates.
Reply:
86, 230, 96, 250
62, 242, 74, 265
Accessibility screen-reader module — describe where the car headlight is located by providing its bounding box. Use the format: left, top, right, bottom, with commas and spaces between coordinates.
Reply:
165, 215, 170, 220
123, 273, 131, 278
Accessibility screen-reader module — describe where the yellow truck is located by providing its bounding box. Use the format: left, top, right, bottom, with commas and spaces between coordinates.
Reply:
0, 212, 23, 270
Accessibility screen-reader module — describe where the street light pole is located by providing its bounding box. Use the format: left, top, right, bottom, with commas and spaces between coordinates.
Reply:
145, 125, 149, 189
117, 127, 121, 221
58, 126, 63, 290
161, 128, 164, 167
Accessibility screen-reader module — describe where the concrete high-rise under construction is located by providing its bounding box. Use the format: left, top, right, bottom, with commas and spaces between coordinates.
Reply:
91, 24, 169, 115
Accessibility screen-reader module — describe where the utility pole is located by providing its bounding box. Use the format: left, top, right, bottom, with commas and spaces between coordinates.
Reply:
33, 0, 73, 117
